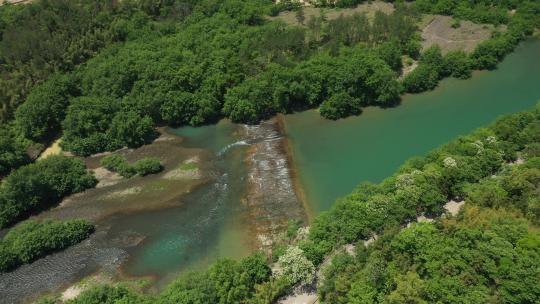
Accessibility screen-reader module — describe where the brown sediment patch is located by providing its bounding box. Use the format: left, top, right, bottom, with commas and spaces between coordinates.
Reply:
93, 167, 124, 188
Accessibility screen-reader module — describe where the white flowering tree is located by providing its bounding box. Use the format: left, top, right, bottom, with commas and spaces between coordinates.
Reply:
274, 246, 315, 285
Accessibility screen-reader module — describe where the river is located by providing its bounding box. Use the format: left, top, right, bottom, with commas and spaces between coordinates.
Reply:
284, 38, 540, 213
0, 39, 539, 303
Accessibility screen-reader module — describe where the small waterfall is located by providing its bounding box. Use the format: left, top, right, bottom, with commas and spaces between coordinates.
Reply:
242, 119, 307, 251
216, 140, 250, 156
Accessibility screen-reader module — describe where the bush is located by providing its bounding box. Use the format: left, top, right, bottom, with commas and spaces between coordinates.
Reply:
133, 157, 163, 176
100, 155, 162, 178
0, 219, 94, 272
444, 50, 473, 79
402, 63, 440, 93
0, 156, 97, 228
66, 285, 147, 304
320, 93, 362, 120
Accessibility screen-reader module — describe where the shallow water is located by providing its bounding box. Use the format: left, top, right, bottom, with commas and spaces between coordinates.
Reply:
283, 38, 540, 213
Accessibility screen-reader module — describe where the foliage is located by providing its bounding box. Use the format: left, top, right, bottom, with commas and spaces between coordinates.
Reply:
0, 0, 151, 122
319, 207, 540, 303
67, 284, 148, 304
100, 155, 163, 178
274, 246, 315, 285
133, 157, 163, 176
159, 253, 271, 304
0, 219, 94, 272
301, 104, 540, 265
0, 126, 29, 177
0, 155, 97, 228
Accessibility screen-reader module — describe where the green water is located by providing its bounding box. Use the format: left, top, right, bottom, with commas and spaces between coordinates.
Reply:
119, 120, 253, 287
284, 39, 540, 214
118, 39, 540, 289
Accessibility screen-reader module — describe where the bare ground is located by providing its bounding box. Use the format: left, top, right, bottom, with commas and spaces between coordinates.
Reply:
421, 15, 505, 54
270, 1, 394, 26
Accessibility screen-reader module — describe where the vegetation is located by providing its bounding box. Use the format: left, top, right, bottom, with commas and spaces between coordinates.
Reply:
100, 155, 163, 178
0, 155, 96, 228
0, 219, 94, 272
301, 103, 540, 265
319, 206, 539, 303
2, 0, 540, 301
63, 104, 539, 303
0, 126, 29, 177
1, 0, 537, 160
0, 0, 190, 122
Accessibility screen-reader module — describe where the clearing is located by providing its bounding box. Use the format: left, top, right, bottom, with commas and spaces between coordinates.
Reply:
421, 15, 505, 53
270, 0, 394, 26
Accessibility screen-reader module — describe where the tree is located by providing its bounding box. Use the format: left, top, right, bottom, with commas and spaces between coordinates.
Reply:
320, 92, 362, 120
386, 272, 427, 304
0, 155, 96, 228
0, 127, 29, 176
402, 63, 440, 93
14, 74, 78, 142
274, 246, 315, 285
108, 111, 156, 148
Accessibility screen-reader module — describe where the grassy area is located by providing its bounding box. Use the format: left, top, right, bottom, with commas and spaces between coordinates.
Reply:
178, 162, 198, 171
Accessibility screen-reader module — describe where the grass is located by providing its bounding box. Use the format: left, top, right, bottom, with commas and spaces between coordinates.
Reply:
178, 162, 198, 171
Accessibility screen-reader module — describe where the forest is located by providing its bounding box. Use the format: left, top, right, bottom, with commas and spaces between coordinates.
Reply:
0, 0, 539, 302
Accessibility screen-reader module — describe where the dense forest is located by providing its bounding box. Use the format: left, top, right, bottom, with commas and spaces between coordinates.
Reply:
0, 0, 539, 302
0, 0, 537, 166
40, 103, 539, 304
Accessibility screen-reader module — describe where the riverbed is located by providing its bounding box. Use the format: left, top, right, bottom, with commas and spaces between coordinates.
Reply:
1, 38, 539, 303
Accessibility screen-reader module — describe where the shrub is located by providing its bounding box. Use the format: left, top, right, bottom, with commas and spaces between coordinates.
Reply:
101, 155, 162, 178
133, 158, 163, 176
0, 156, 97, 228
100, 155, 135, 178
0, 219, 94, 272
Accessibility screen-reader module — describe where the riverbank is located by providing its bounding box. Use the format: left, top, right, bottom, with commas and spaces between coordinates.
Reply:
0, 129, 212, 303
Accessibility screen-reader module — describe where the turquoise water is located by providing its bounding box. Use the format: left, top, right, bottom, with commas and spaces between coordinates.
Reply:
284, 39, 540, 213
